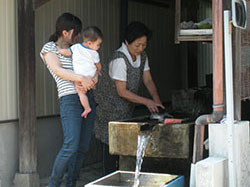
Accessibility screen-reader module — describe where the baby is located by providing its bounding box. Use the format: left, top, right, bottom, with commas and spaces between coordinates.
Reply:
58, 26, 102, 118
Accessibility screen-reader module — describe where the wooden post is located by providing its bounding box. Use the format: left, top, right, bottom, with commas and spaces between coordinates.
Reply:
14, 0, 39, 186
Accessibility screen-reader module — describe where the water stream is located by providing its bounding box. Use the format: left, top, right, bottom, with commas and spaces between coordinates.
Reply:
133, 131, 152, 187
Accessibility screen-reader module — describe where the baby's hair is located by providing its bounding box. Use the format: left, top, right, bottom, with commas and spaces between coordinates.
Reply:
83, 26, 103, 42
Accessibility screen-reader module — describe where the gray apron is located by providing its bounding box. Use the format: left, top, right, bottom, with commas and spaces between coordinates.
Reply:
94, 51, 147, 144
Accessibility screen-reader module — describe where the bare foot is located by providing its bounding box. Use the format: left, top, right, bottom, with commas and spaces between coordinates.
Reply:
81, 108, 92, 118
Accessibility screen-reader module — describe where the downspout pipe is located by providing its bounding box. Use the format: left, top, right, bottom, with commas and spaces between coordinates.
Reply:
195, 110, 224, 126
192, 0, 224, 163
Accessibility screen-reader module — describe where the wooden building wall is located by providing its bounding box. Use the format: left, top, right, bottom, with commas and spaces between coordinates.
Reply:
0, 2, 19, 187
0, 0, 18, 121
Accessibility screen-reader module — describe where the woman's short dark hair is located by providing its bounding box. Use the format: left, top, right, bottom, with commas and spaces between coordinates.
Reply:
124, 21, 152, 44
49, 12, 82, 42
83, 26, 103, 42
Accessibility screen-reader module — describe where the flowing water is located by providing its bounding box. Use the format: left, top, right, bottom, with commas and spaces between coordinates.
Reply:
133, 132, 151, 187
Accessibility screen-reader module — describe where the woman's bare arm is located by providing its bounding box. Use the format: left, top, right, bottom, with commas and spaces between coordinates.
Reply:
43, 52, 94, 90
143, 70, 164, 107
115, 80, 162, 113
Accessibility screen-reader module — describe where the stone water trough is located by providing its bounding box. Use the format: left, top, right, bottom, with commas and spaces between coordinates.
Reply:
108, 115, 194, 159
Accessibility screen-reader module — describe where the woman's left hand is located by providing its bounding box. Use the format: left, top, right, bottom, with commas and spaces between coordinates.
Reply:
145, 99, 163, 113
154, 100, 165, 110
91, 73, 98, 89
92, 73, 98, 84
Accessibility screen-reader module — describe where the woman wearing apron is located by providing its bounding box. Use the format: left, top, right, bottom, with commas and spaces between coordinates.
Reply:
95, 21, 164, 175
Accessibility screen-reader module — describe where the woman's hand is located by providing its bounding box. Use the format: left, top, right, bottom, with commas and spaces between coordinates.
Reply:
91, 74, 99, 90
114, 80, 164, 113
92, 73, 99, 85
79, 76, 95, 91
145, 99, 163, 113
143, 71, 164, 111
153, 99, 165, 110
43, 52, 95, 89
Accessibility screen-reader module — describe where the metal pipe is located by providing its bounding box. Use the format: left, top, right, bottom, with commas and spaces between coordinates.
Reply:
192, 110, 224, 163
195, 110, 224, 126
195, 0, 225, 125
212, 0, 224, 112
192, 0, 224, 164
190, 1, 225, 185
